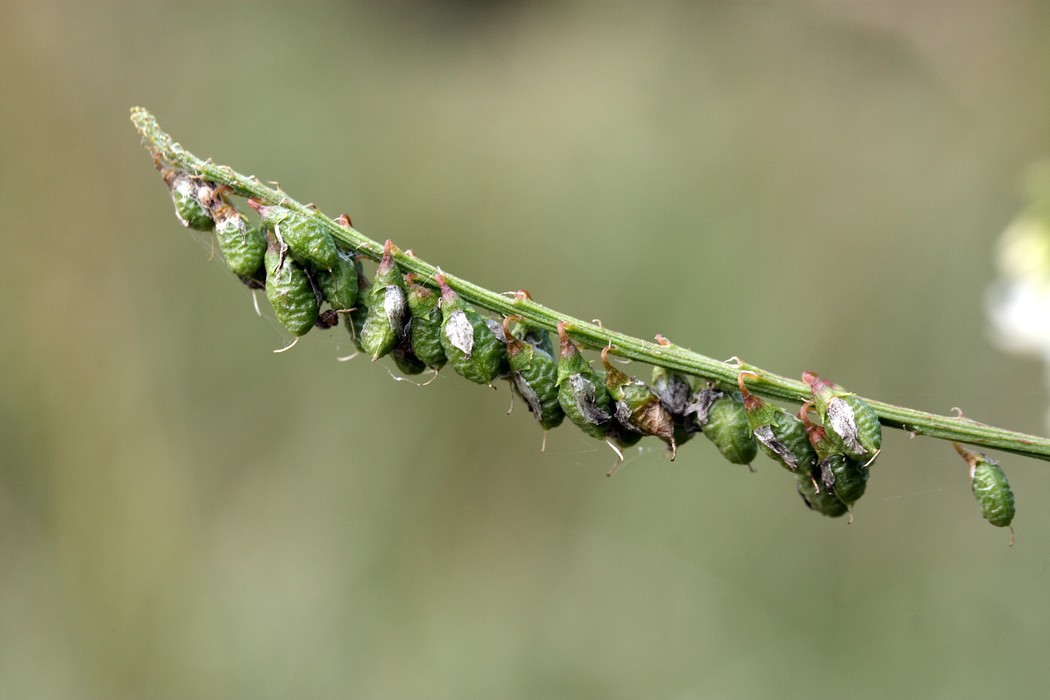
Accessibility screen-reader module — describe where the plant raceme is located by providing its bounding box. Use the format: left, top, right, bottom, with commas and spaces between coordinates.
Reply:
134, 107, 1036, 538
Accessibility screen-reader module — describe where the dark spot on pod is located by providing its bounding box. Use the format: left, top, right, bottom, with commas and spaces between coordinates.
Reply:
315, 308, 340, 330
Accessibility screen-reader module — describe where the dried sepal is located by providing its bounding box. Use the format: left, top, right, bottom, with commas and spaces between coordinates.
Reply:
651, 363, 699, 447
955, 443, 1016, 534
802, 371, 882, 465
690, 387, 758, 466
359, 240, 408, 360
436, 274, 505, 385
161, 167, 214, 231
403, 274, 447, 370
738, 372, 815, 473
555, 323, 613, 440
248, 199, 339, 271
503, 316, 564, 432
601, 347, 676, 459
264, 229, 320, 337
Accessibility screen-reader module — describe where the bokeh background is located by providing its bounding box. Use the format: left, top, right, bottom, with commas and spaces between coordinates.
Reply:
3, 1, 1050, 698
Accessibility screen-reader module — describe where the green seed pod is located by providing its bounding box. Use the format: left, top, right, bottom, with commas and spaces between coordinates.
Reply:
248, 199, 339, 271
436, 274, 505, 385
211, 201, 266, 277
338, 262, 371, 351
162, 167, 214, 231
796, 468, 849, 518
404, 274, 447, 369
955, 443, 1016, 531
264, 230, 320, 337
738, 373, 815, 473
803, 371, 882, 465
391, 336, 428, 375
503, 316, 564, 431
602, 347, 677, 459
314, 249, 360, 312
691, 387, 758, 466
802, 412, 868, 508
555, 323, 613, 440
359, 240, 408, 360
652, 364, 699, 447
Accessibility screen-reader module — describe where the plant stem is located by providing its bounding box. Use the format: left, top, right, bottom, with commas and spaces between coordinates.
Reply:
131, 107, 1050, 462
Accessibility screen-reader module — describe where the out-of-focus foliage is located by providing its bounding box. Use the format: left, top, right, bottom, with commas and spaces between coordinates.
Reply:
3, 1, 1050, 698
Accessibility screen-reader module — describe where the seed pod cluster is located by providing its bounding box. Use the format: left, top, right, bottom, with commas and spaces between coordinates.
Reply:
155, 169, 928, 522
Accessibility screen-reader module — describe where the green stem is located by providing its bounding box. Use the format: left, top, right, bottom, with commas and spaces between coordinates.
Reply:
131, 106, 1050, 462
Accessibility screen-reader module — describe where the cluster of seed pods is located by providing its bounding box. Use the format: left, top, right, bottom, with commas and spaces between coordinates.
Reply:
159, 168, 1016, 530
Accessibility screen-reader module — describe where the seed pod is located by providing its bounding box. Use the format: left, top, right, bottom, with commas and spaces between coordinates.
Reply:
738, 373, 815, 473
314, 249, 360, 312
796, 468, 849, 518
802, 371, 882, 465
404, 274, 447, 369
602, 347, 676, 459
391, 336, 428, 375
955, 443, 1016, 532
555, 323, 613, 440
248, 199, 339, 271
652, 364, 699, 447
801, 407, 868, 508
359, 240, 408, 360
690, 387, 758, 466
504, 316, 564, 431
264, 230, 320, 337
211, 201, 266, 277
162, 167, 214, 231
339, 263, 371, 351
436, 274, 505, 385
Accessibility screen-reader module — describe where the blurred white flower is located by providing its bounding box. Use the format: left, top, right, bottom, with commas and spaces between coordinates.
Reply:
987, 192, 1050, 428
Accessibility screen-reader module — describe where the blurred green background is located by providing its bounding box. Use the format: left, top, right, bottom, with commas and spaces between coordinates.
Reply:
3, 1, 1050, 698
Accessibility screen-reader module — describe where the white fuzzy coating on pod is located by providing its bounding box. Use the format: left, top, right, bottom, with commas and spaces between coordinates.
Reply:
567, 374, 612, 425
444, 309, 475, 357
382, 285, 407, 334
825, 398, 863, 455
514, 374, 544, 417
753, 424, 802, 471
